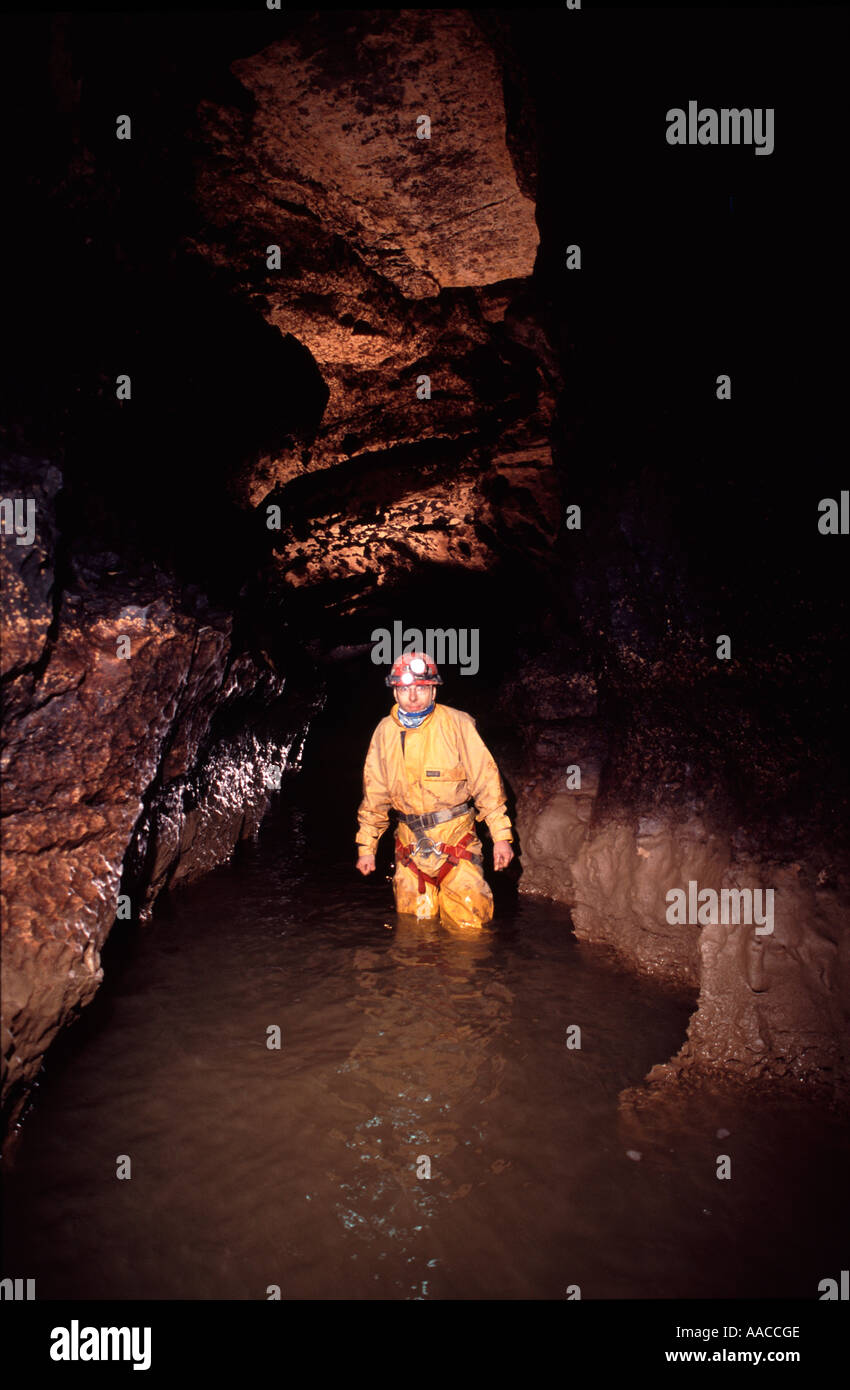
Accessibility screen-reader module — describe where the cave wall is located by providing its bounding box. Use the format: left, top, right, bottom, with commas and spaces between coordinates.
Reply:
514, 777, 849, 1100
496, 512, 849, 1101
1, 451, 316, 1135
1, 14, 329, 1138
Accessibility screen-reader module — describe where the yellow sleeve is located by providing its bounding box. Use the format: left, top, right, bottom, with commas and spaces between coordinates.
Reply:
356, 726, 392, 853
456, 716, 513, 842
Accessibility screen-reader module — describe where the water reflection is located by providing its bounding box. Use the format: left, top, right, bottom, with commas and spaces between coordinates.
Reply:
2, 792, 848, 1301
319, 917, 510, 1292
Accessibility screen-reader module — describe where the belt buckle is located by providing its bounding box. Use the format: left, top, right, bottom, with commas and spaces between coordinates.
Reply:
415, 834, 437, 858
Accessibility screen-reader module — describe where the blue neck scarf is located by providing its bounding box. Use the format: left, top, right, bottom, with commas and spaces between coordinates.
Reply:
397, 700, 435, 728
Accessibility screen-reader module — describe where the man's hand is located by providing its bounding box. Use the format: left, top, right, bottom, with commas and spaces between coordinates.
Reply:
493, 841, 514, 870
356, 853, 376, 875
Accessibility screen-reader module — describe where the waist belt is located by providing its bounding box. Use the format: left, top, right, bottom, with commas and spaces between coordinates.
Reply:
396, 800, 473, 835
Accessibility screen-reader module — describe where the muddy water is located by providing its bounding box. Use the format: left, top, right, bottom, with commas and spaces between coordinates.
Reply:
4, 754, 850, 1301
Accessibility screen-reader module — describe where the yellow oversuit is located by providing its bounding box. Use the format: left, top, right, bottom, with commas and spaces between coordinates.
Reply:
356, 702, 513, 928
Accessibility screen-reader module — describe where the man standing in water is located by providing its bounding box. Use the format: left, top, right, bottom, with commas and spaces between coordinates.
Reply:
355, 651, 514, 928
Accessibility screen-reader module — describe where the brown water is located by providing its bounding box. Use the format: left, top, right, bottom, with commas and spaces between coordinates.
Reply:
3, 757, 849, 1301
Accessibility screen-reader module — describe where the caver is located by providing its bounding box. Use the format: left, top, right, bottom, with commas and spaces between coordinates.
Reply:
355, 650, 514, 928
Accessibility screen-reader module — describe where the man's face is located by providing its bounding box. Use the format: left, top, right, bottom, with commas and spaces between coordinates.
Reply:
394, 682, 436, 713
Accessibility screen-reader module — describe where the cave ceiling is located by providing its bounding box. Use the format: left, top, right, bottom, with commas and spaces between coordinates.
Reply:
189, 9, 560, 619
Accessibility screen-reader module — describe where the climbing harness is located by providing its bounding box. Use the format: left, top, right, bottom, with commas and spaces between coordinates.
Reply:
394, 831, 482, 892
394, 806, 484, 893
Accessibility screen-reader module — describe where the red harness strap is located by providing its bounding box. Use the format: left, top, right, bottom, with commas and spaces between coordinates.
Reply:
394, 832, 476, 894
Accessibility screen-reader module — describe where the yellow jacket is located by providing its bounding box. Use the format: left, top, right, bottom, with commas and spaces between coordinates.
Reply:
356, 702, 513, 854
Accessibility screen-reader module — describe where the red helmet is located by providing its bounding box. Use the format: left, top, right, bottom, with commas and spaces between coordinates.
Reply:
385, 651, 442, 687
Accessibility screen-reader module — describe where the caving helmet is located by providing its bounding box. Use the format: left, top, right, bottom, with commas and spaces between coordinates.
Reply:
385, 651, 443, 688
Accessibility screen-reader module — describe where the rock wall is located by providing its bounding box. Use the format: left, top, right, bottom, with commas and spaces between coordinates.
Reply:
191, 8, 561, 609
1, 450, 314, 1137
502, 642, 850, 1104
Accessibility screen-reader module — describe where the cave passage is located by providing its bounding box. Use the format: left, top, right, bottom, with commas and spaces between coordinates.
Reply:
3, 686, 848, 1302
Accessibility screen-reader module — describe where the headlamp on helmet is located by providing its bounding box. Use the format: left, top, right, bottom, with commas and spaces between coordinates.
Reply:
385, 650, 443, 688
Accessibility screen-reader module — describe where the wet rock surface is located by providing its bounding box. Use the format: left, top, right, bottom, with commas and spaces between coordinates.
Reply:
1, 454, 314, 1135
499, 625, 849, 1102
0, 454, 62, 695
